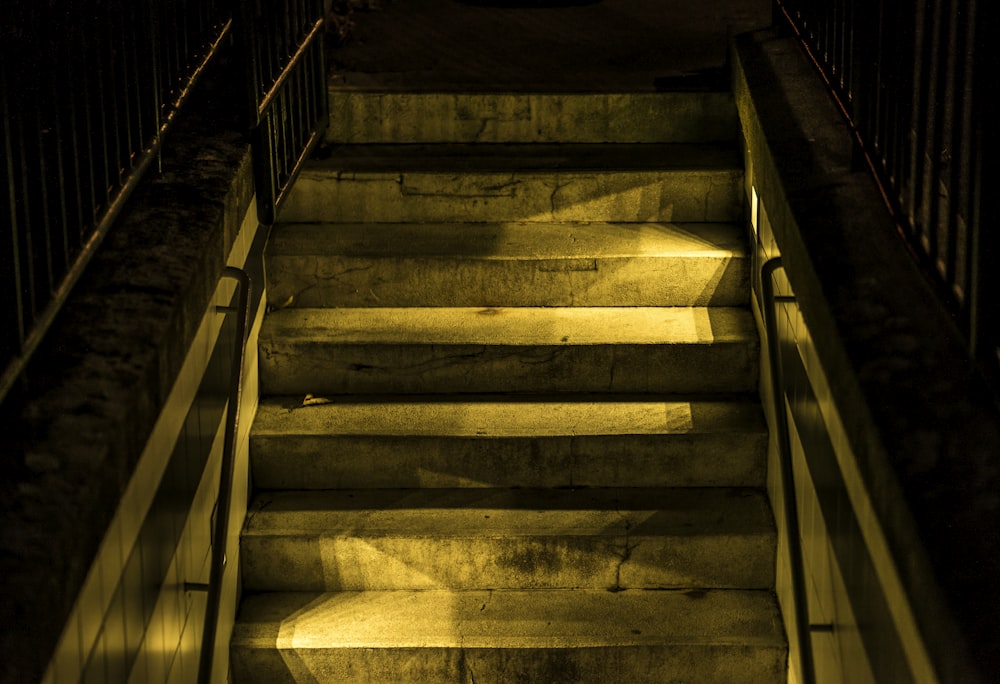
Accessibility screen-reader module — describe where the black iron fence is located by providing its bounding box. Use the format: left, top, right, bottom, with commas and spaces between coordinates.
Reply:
238, 0, 328, 225
1, 0, 232, 401
1, 0, 327, 404
774, 0, 999, 381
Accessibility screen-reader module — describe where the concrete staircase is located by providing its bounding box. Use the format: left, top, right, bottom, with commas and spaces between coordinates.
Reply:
231, 87, 786, 682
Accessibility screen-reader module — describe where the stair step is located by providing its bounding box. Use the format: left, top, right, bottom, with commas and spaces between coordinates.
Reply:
265, 221, 749, 308
278, 144, 743, 224
250, 396, 767, 489
231, 589, 786, 684
327, 91, 739, 144
241, 487, 776, 592
259, 306, 758, 395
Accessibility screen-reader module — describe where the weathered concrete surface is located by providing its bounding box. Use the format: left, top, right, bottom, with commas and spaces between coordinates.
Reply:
241, 487, 775, 591
327, 91, 740, 144
278, 143, 744, 224
232, 589, 785, 683
266, 221, 749, 308
238, 3, 779, 681
251, 396, 767, 489
259, 306, 758, 394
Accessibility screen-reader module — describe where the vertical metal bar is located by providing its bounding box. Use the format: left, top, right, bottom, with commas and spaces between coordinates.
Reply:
933, 0, 955, 291
80, 6, 106, 230
16, 70, 38, 320
969, 0, 998, 369
44, 4, 70, 277
148, 0, 165, 152
956, 0, 977, 312
1, 60, 26, 356
63, 2, 87, 257
885, 0, 915, 196
113, 0, 135, 178
197, 267, 251, 684
917, 0, 943, 258
35, 49, 56, 297
946, 0, 973, 306
907, 0, 929, 233
105, 1, 125, 192
843, 0, 855, 103
926, 0, 951, 280
125, 0, 144, 165
93, 5, 113, 212
761, 258, 817, 684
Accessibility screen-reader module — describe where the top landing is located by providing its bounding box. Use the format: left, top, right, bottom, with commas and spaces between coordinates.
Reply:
327, 0, 772, 92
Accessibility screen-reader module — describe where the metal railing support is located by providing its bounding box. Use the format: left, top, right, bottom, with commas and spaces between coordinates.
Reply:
761, 256, 817, 684
197, 266, 252, 684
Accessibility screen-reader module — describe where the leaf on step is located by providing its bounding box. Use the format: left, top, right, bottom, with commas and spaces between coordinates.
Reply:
268, 294, 295, 312
302, 393, 333, 406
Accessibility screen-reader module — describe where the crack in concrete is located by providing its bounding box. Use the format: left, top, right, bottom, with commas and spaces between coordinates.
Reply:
400, 175, 522, 198
568, 435, 577, 488
244, 495, 275, 528
479, 177, 522, 194
293, 263, 376, 301
609, 510, 640, 593
548, 179, 572, 218
474, 116, 493, 142
703, 178, 713, 222
342, 347, 560, 378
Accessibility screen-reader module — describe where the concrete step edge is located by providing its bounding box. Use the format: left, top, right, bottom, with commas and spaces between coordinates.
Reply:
305, 142, 743, 174
266, 221, 749, 258
260, 306, 757, 346
232, 588, 786, 649
326, 89, 738, 142
242, 487, 774, 537
326, 90, 739, 144
250, 395, 765, 437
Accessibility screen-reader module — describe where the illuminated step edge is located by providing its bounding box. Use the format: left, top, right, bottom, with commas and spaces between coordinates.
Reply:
239, 487, 776, 592
249, 397, 767, 489
230, 589, 786, 684
278, 144, 742, 224
265, 221, 749, 309
258, 306, 759, 395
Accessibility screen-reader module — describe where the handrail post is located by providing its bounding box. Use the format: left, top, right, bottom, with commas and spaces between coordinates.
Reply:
197, 266, 252, 684
761, 257, 817, 684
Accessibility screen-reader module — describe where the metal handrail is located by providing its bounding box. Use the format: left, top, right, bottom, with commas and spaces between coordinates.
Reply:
761, 257, 817, 684
196, 266, 252, 684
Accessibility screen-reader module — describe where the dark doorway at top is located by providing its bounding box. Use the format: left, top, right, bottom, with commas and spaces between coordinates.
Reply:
455, 0, 603, 7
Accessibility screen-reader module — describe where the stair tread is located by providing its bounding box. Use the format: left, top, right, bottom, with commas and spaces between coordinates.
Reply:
233, 588, 784, 649
252, 395, 764, 437
262, 306, 755, 346
309, 142, 742, 173
268, 221, 747, 258
243, 487, 774, 538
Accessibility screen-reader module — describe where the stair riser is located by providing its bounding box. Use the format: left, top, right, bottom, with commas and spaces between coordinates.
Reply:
250, 433, 767, 490
259, 342, 758, 395
327, 91, 739, 144
241, 532, 776, 592
266, 254, 749, 308
278, 169, 743, 224
231, 644, 786, 684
